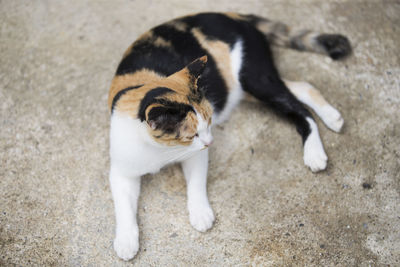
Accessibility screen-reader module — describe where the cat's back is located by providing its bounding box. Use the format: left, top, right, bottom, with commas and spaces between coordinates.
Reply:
109, 13, 256, 116
115, 12, 249, 76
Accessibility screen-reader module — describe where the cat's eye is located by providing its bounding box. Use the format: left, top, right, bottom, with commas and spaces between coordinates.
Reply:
194, 133, 199, 137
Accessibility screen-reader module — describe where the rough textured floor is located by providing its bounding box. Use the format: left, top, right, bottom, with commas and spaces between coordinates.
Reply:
1, 0, 399, 266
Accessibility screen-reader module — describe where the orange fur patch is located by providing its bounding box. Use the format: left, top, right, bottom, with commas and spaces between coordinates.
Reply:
112, 85, 151, 117
192, 28, 234, 92
177, 111, 198, 143
162, 56, 213, 121
224, 12, 246, 21
154, 36, 172, 48
284, 80, 329, 108
108, 69, 164, 112
193, 98, 213, 121
308, 87, 328, 107
166, 20, 188, 32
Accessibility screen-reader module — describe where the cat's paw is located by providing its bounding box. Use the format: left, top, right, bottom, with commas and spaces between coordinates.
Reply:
303, 133, 328, 172
189, 203, 215, 232
320, 105, 344, 133
113, 231, 139, 261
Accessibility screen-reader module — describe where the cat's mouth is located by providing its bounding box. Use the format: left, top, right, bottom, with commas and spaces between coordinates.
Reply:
201, 145, 209, 150
200, 138, 213, 148
201, 140, 213, 150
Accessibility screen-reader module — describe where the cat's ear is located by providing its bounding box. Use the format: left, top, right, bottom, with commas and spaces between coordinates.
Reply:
166, 55, 207, 91
148, 119, 157, 130
186, 55, 208, 79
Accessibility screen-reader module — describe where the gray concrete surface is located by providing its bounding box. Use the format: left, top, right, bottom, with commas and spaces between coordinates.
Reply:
1, 0, 399, 266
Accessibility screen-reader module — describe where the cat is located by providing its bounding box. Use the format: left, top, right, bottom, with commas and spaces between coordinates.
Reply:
108, 12, 351, 260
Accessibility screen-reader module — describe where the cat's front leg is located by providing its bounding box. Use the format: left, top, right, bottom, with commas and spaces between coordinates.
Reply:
109, 165, 141, 261
181, 149, 215, 232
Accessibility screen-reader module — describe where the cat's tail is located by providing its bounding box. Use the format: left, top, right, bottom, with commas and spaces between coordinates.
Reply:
244, 14, 352, 60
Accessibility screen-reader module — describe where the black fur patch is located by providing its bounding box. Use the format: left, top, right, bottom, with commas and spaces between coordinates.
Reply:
138, 87, 174, 121
147, 103, 194, 134
115, 16, 230, 113
117, 41, 181, 76
187, 89, 204, 104
316, 34, 352, 60
111, 85, 143, 113
181, 13, 245, 45
236, 22, 313, 143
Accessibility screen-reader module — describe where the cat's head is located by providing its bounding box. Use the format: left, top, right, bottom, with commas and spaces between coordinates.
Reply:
139, 56, 213, 149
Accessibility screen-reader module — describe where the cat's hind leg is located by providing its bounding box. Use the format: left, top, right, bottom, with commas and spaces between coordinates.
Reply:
283, 80, 344, 132
181, 149, 215, 232
244, 77, 328, 172
239, 32, 328, 171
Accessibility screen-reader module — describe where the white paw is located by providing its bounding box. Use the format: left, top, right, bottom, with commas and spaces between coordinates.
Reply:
304, 149, 327, 172
303, 129, 328, 172
320, 105, 344, 132
113, 230, 139, 261
189, 202, 215, 232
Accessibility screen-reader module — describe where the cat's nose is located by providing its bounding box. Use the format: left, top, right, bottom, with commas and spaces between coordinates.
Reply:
201, 137, 213, 147
204, 140, 213, 147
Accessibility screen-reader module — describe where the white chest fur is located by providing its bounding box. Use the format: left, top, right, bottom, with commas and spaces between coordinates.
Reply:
109, 113, 200, 177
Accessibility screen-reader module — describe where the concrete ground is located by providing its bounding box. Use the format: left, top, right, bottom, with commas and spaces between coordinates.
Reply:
1, 0, 399, 266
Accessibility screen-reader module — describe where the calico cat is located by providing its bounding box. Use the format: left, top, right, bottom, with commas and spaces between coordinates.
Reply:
108, 12, 351, 260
